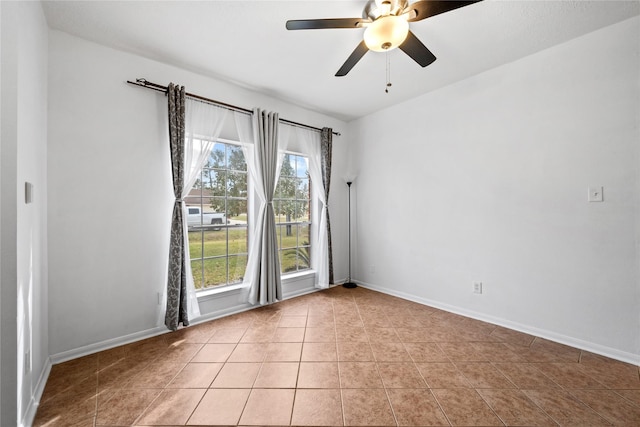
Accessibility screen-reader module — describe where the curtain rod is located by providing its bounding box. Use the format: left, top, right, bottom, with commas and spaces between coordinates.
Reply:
126, 78, 341, 136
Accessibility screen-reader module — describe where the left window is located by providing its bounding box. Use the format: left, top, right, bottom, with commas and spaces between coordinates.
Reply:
185, 141, 248, 290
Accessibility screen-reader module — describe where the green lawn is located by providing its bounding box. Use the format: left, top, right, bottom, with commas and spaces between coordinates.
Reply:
188, 225, 309, 289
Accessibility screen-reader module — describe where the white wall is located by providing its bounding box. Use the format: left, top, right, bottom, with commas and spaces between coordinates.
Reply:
348, 16, 640, 363
47, 30, 349, 357
1, 1, 49, 425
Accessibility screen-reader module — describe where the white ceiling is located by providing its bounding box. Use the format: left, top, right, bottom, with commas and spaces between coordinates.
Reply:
41, 0, 640, 122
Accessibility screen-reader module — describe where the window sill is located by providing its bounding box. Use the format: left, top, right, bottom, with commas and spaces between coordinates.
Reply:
197, 283, 247, 300
282, 269, 315, 282
196, 270, 316, 301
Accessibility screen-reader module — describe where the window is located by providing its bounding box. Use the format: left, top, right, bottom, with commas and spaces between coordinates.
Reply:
187, 141, 248, 290
274, 153, 311, 274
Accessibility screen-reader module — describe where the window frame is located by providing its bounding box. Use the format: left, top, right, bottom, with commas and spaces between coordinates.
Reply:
188, 138, 250, 292
274, 151, 313, 276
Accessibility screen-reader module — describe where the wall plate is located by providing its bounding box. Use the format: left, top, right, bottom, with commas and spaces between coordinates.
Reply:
588, 186, 603, 202
25, 182, 34, 204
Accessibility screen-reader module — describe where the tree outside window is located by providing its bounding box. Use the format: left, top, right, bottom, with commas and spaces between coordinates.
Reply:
274, 153, 311, 273
188, 141, 248, 289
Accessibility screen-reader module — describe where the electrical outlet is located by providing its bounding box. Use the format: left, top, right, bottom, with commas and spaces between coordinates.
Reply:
473, 282, 483, 294
157, 292, 162, 305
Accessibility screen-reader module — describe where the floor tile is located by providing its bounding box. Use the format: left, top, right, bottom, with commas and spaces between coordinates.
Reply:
618, 389, 640, 406
135, 388, 205, 425
388, 315, 425, 329
478, 389, 557, 426
360, 314, 392, 328
339, 362, 383, 388
493, 362, 561, 389
404, 342, 449, 362
227, 343, 267, 362
370, 342, 412, 362
253, 362, 299, 388
523, 388, 611, 426
455, 362, 517, 388
302, 342, 338, 361
238, 388, 295, 426
35, 383, 99, 427
306, 314, 335, 328
341, 388, 395, 426
387, 388, 449, 426
365, 327, 400, 342
569, 388, 640, 425
535, 362, 606, 389
336, 327, 368, 342
395, 328, 429, 342
471, 342, 524, 362
432, 388, 503, 426
377, 362, 427, 388
304, 327, 337, 342
240, 326, 276, 343
95, 389, 161, 426
211, 362, 261, 388
124, 361, 185, 389
272, 327, 305, 342
279, 315, 308, 328
489, 326, 536, 346
337, 342, 374, 361
35, 286, 640, 427
264, 342, 303, 362
298, 362, 340, 388
163, 345, 205, 366
416, 362, 472, 388
438, 342, 487, 362
291, 389, 343, 426
187, 388, 250, 425
190, 343, 235, 363
166, 362, 223, 388
208, 328, 246, 343
531, 338, 581, 362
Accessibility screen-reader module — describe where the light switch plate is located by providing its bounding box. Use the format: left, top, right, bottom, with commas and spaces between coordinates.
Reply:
588, 186, 604, 202
25, 182, 33, 204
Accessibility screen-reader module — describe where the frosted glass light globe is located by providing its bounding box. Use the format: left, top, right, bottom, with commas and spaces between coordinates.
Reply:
363, 15, 409, 52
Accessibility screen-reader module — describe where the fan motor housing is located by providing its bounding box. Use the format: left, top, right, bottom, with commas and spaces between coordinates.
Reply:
363, 0, 409, 20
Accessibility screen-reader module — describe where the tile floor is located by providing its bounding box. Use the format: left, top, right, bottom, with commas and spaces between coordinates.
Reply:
34, 286, 640, 426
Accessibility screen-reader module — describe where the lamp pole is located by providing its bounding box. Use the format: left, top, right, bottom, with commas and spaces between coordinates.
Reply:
343, 181, 357, 288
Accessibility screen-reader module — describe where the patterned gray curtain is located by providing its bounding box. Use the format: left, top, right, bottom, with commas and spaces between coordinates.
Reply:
165, 83, 189, 331
247, 109, 283, 305
321, 128, 334, 284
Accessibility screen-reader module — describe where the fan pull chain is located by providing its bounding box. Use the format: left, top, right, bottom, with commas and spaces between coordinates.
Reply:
385, 51, 392, 93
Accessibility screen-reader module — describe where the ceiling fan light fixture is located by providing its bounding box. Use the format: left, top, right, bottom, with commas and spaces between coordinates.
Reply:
363, 15, 409, 52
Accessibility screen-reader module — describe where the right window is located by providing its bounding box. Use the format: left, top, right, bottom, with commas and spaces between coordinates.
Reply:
274, 153, 311, 274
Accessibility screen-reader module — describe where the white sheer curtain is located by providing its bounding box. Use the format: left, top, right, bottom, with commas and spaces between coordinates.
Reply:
234, 111, 290, 304
297, 127, 330, 289
181, 100, 228, 320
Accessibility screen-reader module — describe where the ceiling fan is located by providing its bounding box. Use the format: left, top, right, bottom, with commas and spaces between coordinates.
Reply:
286, 0, 481, 77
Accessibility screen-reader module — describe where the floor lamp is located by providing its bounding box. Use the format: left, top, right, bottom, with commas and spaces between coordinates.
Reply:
343, 179, 357, 288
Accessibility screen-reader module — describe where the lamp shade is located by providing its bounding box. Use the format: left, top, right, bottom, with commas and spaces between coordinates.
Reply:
363, 15, 409, 52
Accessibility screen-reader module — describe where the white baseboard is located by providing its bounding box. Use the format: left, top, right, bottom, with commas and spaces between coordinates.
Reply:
20, 357, 52, 427
356, 281, 640, 366
50, 326, 169, 365
50, 283, 320, 366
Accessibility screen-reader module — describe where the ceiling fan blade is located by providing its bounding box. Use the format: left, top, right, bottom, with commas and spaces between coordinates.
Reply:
335, 41, 369, 77
406, 0, 481, 22
286, 18, 366, 30
399, 31, 437, 67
